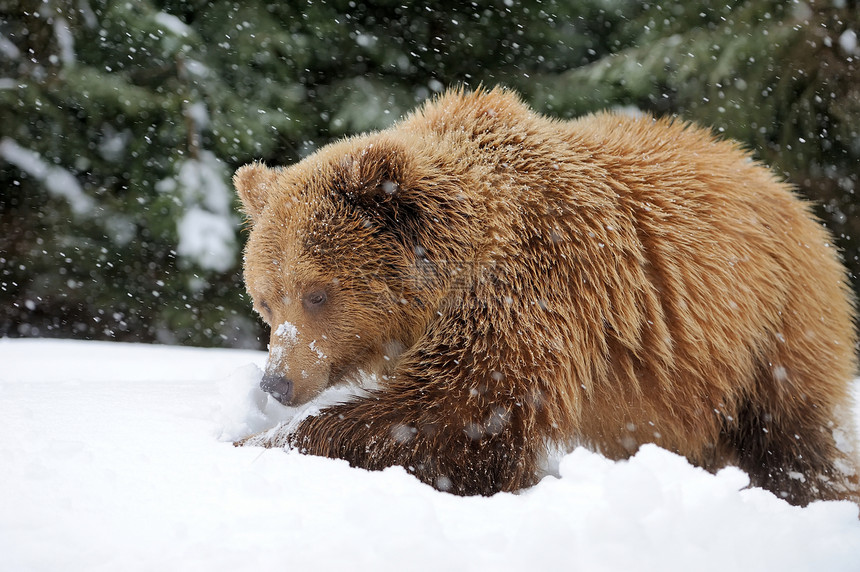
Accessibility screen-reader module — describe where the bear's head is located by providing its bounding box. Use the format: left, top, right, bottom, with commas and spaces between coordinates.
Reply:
234, 134, 477, 405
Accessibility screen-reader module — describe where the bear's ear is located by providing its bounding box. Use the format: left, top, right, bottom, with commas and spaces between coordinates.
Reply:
333, 140, 422, 226
233, 162, 277, 222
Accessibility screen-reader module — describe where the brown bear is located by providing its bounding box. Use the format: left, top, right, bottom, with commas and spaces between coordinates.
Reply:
233, 87, 859, 506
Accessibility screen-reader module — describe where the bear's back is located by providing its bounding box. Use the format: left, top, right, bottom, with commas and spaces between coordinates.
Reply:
414, 94, 857, 466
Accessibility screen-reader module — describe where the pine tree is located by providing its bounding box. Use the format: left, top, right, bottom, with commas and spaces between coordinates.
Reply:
2, 1, 857, 346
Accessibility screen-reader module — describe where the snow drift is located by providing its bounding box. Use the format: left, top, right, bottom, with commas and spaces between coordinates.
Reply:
1, 338, 858, 571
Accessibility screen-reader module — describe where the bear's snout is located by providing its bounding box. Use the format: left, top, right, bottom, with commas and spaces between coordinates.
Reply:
260, 373, 293, 405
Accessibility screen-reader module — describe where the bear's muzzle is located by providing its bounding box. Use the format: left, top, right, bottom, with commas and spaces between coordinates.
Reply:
260, 373, 293, 405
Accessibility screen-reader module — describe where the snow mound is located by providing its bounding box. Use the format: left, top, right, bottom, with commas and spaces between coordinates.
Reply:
213, 363, 289, 442
1, 339, 859, 572
213, 362, 371, 444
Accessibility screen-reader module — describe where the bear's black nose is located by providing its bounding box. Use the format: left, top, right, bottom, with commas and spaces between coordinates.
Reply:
260, 373, 293, 405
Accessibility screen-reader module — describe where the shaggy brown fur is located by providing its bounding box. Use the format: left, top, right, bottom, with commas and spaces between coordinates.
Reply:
234, 88, 859, 506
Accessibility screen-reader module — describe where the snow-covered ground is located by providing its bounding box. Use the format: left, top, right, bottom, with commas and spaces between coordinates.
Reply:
1, 338, 859, 571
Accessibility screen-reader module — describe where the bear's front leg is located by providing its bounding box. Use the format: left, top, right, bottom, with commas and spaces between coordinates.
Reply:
288, 388, 541, 496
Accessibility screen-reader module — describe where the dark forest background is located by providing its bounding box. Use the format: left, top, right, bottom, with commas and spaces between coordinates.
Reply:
2, 0, 858, 349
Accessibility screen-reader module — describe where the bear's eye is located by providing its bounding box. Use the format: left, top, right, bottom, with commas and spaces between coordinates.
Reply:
257, 300, 273, 318
304, 290, 327, 310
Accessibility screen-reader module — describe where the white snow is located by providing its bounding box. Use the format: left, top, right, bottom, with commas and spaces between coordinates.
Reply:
187, 100, 210, 129
154, 11, 192, 38
215, 362, 293, 441
274, 321, 298, 343
0, 34, 21, 59
0, 137, 95, 216
1, 338, 859, 571
159, 150, 238, 272
0, 137, 136, 245
309, 339, 327, 360
839, 29, 858, 56
97, 126, 131, 163
52, 15, 76, 66
176, 206, 237, 272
